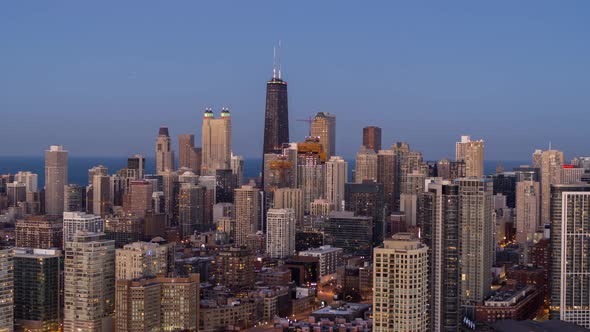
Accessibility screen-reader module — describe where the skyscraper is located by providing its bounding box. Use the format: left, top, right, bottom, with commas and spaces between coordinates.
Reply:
325, 156, 348, 211
297, 137, 327, 212
273, 188, 304, 228
311, 112, 336, 158
457, 178, 493, 319
0, 248, 13, 332
231, 154, 244, 186
178, 134, 195, 169
373, 233, 429, 332
127, 154, 146, 179
64, 231, 115, 332
13, 248, 61, 332
63, 211, 104, 245
345, 180, 385, 248
515, 180, 540, 243
155, 127, 175, 174
201, 108, 232, 176
535, 149, 564, 224
15, 215, 63, 249
455, 135, 484, 178
14, 171, 38, 193
377, 149, 396, 213
115, 241, 169, 280
549, 184, 590, 325
92, 173, 111, 217
64, 184, 85, 212
178, 183, 206, 237
355, 146, 378, 183
263, 49, 289, 155
45, 145, 68, 216
234, 185, 260, 247
266, 208, 296, 259
362, 126, 382, 152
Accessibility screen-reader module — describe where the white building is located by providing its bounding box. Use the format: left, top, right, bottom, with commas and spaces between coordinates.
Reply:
325, 156, 348, 211
63, 211, 104, 246
373, 233, 428, 332
14, 171, 38, 193
266, 208, 296, 259
115, 241, 169, 280
299, 245, 343, 280
64, 231, 115, 332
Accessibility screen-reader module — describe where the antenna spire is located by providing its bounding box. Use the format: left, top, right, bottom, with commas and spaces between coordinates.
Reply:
272, 46, 277, 79
549, 141, 552, 150
278, 40, 282, 80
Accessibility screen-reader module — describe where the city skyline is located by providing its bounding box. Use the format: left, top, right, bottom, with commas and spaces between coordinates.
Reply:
2, 2, 590, 160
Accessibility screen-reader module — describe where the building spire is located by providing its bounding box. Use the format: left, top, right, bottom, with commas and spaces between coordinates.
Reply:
273, 46, 277, 79
278, 40, 282, 80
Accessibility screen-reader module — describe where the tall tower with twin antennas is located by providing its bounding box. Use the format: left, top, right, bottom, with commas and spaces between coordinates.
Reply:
263, 42, 289, 155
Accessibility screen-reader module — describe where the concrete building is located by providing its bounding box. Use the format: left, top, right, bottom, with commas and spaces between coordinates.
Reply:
178, 183, 206, 238
515, 180, 541, 243
373, 233, 428, 332
13, 248, 61, 332
549, 184, 590, 327
201, 108, 232, 176
155, 127, 175, 174
377, 149, 396, 213
311, 112, 336, 158
115, 241, 169, 280
457, 178, 494, 318
211, 246, 256, 291
455, 135, 484, 178
309, 198, 334, 217
561, 165, 584, 184
234, 185, 260, 246
323, 211, 373, 257
45, 145, 68, 216
299, 245, 343, 280
115, 274, 200, 332
64, 231, 115, 332
362, 126, 381, 152
178, 134, 202, 172
296, 137, 326, 213
92, 173, 111, 217
64, 184, 85, 212
63, 211, 104, 246
231, 153, 244, 186
345, 180, 384, 248
124, 180, 153, 218
266, 208, 296, 259
0, 248, 13, 332
355, 146, 378, 183
534, 149, 564, 224
325, 156, 348, 211
14, 171, 38, 193
15, 215, 63, 249
273, 188, 303, 227
6, 182, 26, 207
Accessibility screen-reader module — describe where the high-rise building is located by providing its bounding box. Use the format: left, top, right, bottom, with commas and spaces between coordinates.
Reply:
549, 184, 590, 326
161, 170, 179, 227
355, 146, 378, 183
311, 112, 336, 158
124, 180, 153, 217
362, 126, 382, 152
92, 173, 111, 217
201, 108, 232, 176
515, 180, 540, 243
64, 184, 85, 212
127, 154, 146, 179
561, 165, 584, 184
115, 241, 168, 280
309, 198, 334, 217
297, 137, 327, 212
13, 248, 61, 332
14, 171, 38, 193
6, 182, 26, 207
63, 211, 104, 245
178, 183, 206, 238
64, 231, 115, 332
273, 188, 304, 228
211, 246, 256, 291
0, 248, 13, 332
323, 211, 373, 257
299, 245, 343, 279
215, 169, 235, 203
156, 127, 175, 174
373, 233, 429, 332
45, 145, 68, 216
263, 52, 289, 155
115, 274, 200, 332
420, 181, 460, 331
234, 185, 260, 246
178, 134, 202, 172
377, 150, 396, 213
455, 136, 484, 178
231, 154, 244, 186
457, 178, 494, 318
325, 156, 348, 211
535, 149, 564, 224
345, 180, 384, 248
266, 208, 296, 259
15, 215, 63, 249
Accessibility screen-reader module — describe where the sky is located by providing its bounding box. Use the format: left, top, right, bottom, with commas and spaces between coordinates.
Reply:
1, 1, 589, 161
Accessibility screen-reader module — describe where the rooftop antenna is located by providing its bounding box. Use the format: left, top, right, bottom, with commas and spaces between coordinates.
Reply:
278, 40, 282, 80
272, 46, 277, 79
549, 141, 552, 150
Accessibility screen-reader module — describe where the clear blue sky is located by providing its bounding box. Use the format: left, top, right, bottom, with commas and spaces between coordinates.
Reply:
1, 1, 589, 160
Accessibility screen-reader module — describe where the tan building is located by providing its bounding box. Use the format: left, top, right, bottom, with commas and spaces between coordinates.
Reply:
15, 215, 63, 249
325, 156, 348, 211
515, 180, 540, 243
45, 145, 68, 216
199, 297, 262, 332
64, 231, 115, 332
310, 112, 336, 158
234, 185, 260, 246
456, 135, 484, 178
373, 233, 428, 332
309, 198, 334, 217
273, 188, 303, 227
201, 108, 232, 176
115, 241, 169, 280
124, 180, 153, 218
92, 173, 112, 218
534, 149, 564, 224
156, 127, 175, 174
178, 134, 202, 172
355, 146, 378, 183
115, 274, 200, 332
266, 208, 296, 259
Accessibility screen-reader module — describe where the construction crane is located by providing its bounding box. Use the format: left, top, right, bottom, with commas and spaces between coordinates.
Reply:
296, 116, 314, 136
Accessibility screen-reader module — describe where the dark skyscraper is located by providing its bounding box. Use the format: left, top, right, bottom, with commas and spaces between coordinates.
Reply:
263, 49, 289, 155
362, 126, 382, 152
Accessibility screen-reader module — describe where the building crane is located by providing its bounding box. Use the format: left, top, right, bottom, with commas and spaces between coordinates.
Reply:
296, 116, 314, 137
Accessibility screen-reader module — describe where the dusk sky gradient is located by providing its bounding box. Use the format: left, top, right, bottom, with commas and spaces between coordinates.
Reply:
1, 1, 589, 161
